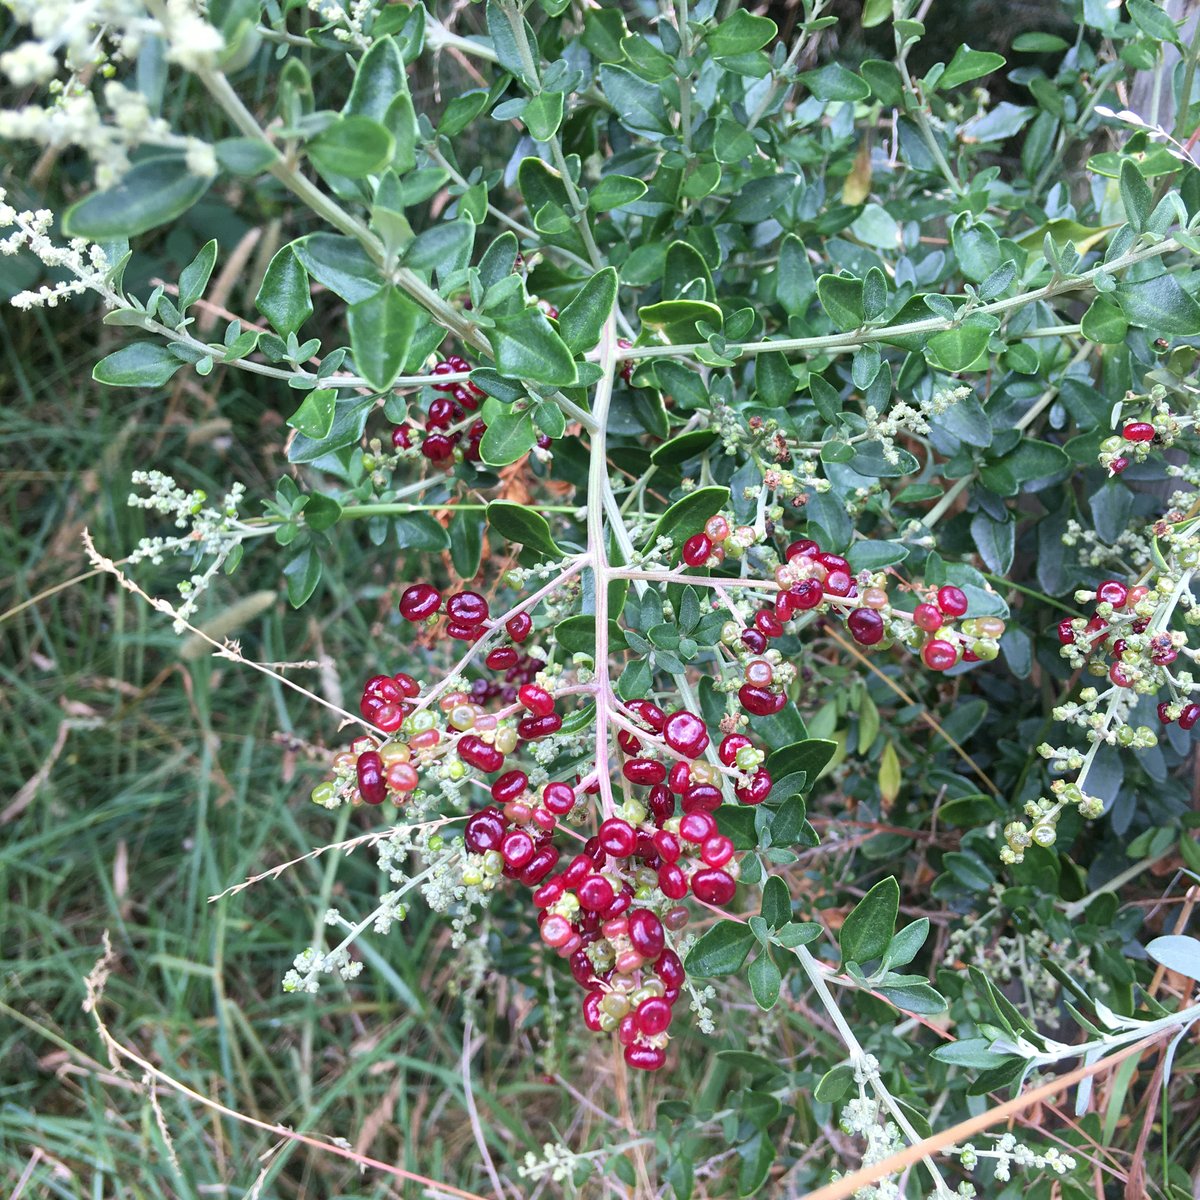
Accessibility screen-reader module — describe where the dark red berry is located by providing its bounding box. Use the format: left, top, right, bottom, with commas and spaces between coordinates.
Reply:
1057, 618, 1076, 645
691, 867, 736, 905
490, 770, 528, 804
577, 874, 615, 912
623, 758, 667, 785
668, 759, 692, 793
655, 949, 685, 989
1158, 702, 1175, 724
1110, 456, 1130, 474
735, 769, 771, 805
598, 818, 637, 858
1180, 704, 1200, 731
421, 433, 454, 461
786, 539, 820, 561
679, 810, 716, 843
457, 735, 505, 772
501, 829, 535, 870
518, 713, 563, 739
582, 990, 604, 1031
446, 590, 489, 626
936, 585, 968, 617
657, 862, 688, 899
624, 1043, 666, 1071
399, 583, 441, 621
628, 909, 665, 959
847, 607, 884, 646
789, 579, 824, 610
682, 533, 712, 567
518, 684, 555, 717
635, 996, 672, 1036
1123, 422, 1155, 442
485, 647, 519, 670
663, 711, 709, 759
922, 639, 958, 671
356, 751, 386, 804
824, 570, 853, 597
627, 700, 665, 731
392, 425, 413, 449
718, 733, 752, 766
741, 628, 768, 654
701, 834, 734, 867
755, 609, 784, 638
506, 612, 533, 642
542, 782, 575, 814
682, 783, 722, 812
739, 684, 783, 716
1096, 580, 1129, 607
464, 808, 506, 853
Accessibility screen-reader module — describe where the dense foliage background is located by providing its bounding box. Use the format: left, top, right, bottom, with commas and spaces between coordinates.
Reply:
3, 0, 1200, 1197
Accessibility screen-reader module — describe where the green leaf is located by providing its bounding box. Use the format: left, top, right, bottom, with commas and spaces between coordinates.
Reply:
798, 62, 870, 102
1081, 296, 1129, 344
450, 507, 484, 578
774, 921, 823, 947
178, 240, 217, 310
638, 298, 724, 341
839, 876, 898, 964
292, 234, 381, 304
767, 738, 837, 781
215, 137, 280, 175
1128, 0, 1181, 45
846, 541, 909, 571
707, 9, 777, 56
487, 500, 564, 558
1120, 159, 1153, 230
816, 274, 865, 330
687, 920, 756, 976
599, 64, 670, 134
1012, 32, 1069, 51
926, 321, 990, 370
883, 918, 929, 970
523, 90, 564, 141
649, 430, 719, 466
287, 388, 336, 439
651, 486, 729, 549
480, 409, 536, 466
284, 542, 322, 607
92, 342, 184, 388
736, 1131, 775, 1197
970, 511, 1015, 573
491, 310, 579, 386
1147, 934, 1200, 979
760, 876, 791, 928
588, 174, 648, 211
64, 155, 211, 239
778, 234, 816, 314
348, 286, 422, 392
771, 793, 814, 847
558, 268, 617, 353
288, 394, 375, 463
815, 1064, 857, 1102
748, 953, 782, 1010
1116, 270, 1200, 335
755, 352, 796, 406
930, 1038, 1019, 1069
307, 115, 394, 178
877, 983, 947, 1014
256, 245, 312, 337
938, 45, 1005, 89
394, 512, 450, 551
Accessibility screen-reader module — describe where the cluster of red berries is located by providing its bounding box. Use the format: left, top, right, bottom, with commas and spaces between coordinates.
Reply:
391, 355, 553, 466
1057, 577, 1198, 725
679, 518, 1005, 721
1104, 420, 1161, 476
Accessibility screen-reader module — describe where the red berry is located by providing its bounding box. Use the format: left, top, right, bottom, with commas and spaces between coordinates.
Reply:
506, 612, 533, 642
789, 579, 824, 610
682, 783, 723, 812
356, 751, 386, 805
627, 700, 666, 731
1057, 618, 1076, 645
544, 777, 576, 816
739, 684, 783, 716
582, 990, 604, 1032
457, 735, 505, 773
653, 830, 681, 862
501, 829, 535, 869
1110, 456, 1130, 474
936, 585, 968, 617
657, 863, 688, 899
427, 396, 457, 429
635, 996, 672, 1036
824, 570, 853, 597
485, 647, 519, 670
847, 607, 884, 646
921, 639, 958, 671
1180, 704, 1200, 731
718, 733, 752, 766
399, 583, 441, 621
533, 877, 564, 907
623, 758, 667, 785
598, 818, 637, 858
446, 590, 489, 626
741, 628, 768, 654
679, 810, 716, 843
701, 834, 734, 867
1109, 662, 1133, 688
682, 533, 712, 567
648, 784, 675, 824
421, 433, 455, 461
517, 713, 562, 739
577, 874, 615, 912
521, 845, 559, 886
392, 424, 413, 449
446, 621, 484, 641
691, 868, 736, 905
624, 1043, 666, 1071
628, 908, 666, 959
735, 769, 771, 805
1123, 422, 1155, 442
393, 672, 419, 697
819, 552, 850, 574
1158, 702, 1175, 724
562, 854, 592, 887
491, 770, 528, 805
518, 684, 555, 717
755, 609, 784, 638
430, 360, 458, 390
786, 538, 820, 561
1096, 580, 1129, 607
668, 759, 692, 793
540, 914, 573, 948
663, 711, 709, 759
464, 808, 506, 853
914, 603, 942, 632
